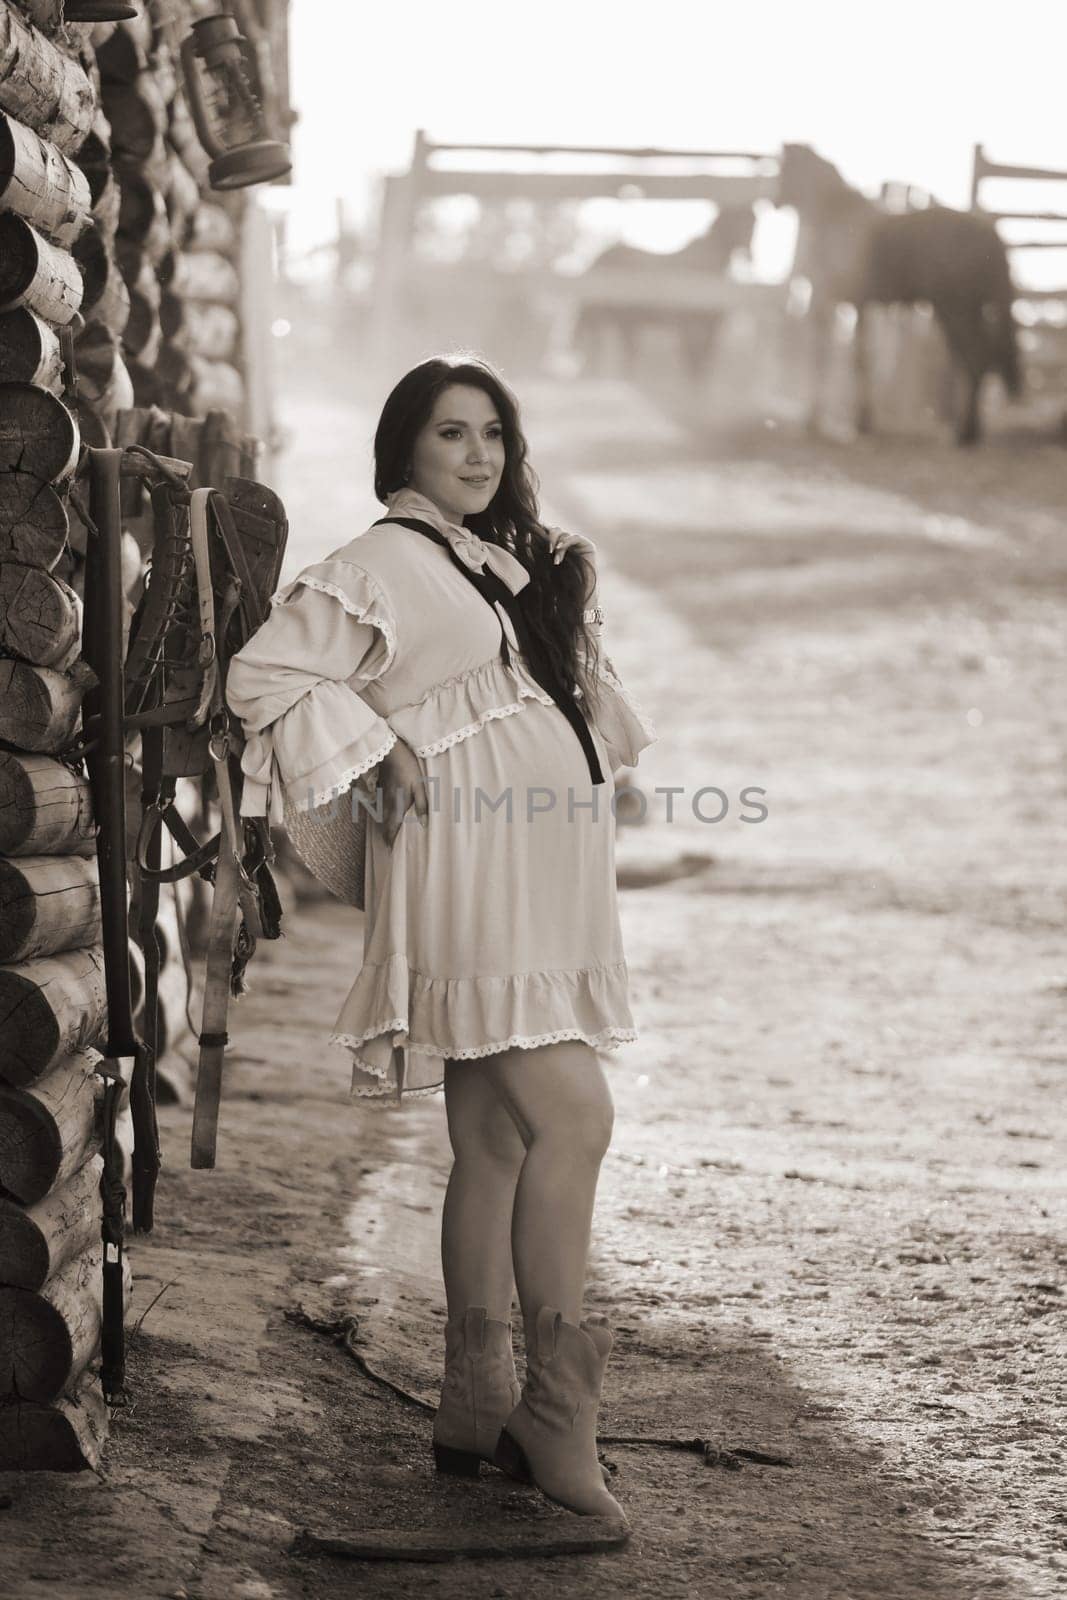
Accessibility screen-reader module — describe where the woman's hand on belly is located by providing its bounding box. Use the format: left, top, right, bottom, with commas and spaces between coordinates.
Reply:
379, 736, 430, 847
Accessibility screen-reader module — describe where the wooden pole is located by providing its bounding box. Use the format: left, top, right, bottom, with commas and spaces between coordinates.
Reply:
0, 1051, 100, 1205
0, 946, 108, 1086
0, 110, 93, 249
0, 751, 97, 857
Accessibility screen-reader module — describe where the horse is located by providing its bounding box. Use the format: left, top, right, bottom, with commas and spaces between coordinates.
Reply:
777, 144, 1021, 445
574, 204, 756, 379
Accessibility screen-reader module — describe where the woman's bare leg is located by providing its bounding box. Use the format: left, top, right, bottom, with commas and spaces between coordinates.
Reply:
441, 1057, 527, 1322
482, 1040, 614, 1348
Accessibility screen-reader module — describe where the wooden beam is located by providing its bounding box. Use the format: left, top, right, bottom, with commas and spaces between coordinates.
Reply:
0, 946, 108, 1087
0, 213, 83, 324
0, 1241, 131, 1403
187, 202, 236, 254
0, 1151, 103, 1291
414, 168, 777, 204
0, 1363, 108, 1470
170, 249, 240, 304
0, 471, 68, 570
0, 6, 96, 158
0, 381, 80, 477
0, 1051, 100, 1205
0, 110, 93, 249
101, 74, 167, 164
421, 137, 772, 162
72, 227, 131, 336
975, 152, 1067, 185
0, 854, 101, 962
0, 306, 62, 388
0, 563, 82, 671
0, 751, 96, 858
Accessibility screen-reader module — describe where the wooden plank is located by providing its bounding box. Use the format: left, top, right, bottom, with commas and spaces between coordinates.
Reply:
0, 946, 108, 1086
0, 751, 96, 857
292, 1521, 632, 1560
0, 109, 92, 248
0, 6, 96, 158
0, 1151, 102, 1290
0, 853, 101, 962
0, 1051, 100, 1206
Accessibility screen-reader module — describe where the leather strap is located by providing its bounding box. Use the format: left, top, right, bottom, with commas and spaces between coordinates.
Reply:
189, 488, 220, 729
374, 517, 604, 785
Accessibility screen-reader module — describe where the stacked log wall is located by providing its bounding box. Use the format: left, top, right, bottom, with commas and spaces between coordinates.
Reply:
0, 0, 265, 1472
0, 0, 288, 1471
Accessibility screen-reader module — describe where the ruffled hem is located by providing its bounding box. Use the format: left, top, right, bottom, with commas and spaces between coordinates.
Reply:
273, 564, 398, 676
330, 953, 638, 1105
335, 1022, 639, 1108
287, 728, 397, 811
582, 658, 658, 770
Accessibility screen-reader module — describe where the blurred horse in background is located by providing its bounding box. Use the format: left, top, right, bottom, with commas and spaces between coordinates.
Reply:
575, 204, 757, 379
778, 144, 1021, 445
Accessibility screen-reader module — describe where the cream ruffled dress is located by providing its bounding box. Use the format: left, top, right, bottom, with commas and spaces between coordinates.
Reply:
224, 488, 657, 1106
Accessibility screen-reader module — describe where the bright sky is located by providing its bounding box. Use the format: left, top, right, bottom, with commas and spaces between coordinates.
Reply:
283, 0, 1067, 286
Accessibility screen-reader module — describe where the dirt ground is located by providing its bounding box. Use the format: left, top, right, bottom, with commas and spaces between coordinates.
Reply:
2, 339, 1064, 1598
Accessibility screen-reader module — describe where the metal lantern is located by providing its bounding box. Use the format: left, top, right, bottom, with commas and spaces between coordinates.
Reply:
64, 3, 140, 18
179, 14, 291, 192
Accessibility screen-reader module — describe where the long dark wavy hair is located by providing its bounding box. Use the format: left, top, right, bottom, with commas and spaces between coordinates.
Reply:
373, 354, 600, 705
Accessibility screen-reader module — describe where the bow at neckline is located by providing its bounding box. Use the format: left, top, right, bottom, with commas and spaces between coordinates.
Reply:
384, 488, 530, 596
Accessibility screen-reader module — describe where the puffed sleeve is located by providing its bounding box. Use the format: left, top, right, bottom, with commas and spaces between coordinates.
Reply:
225, 560, 398, 825
578, 584, 657, 773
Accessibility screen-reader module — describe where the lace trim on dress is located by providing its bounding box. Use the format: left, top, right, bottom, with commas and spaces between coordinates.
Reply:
289, 729, 398, 811
278, 573, 399, 675
332, 1023, 638, 1063
412, 696, 553, 758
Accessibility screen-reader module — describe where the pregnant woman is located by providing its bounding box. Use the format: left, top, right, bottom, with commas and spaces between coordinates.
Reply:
225, 354, 656, 1523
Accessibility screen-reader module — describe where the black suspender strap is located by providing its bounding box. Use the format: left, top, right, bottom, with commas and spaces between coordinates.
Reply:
374, 517, 604, 785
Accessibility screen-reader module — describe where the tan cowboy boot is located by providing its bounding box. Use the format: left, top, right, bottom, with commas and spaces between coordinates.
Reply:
431, 1306, 524, 1477
494, 1305, 628, 1520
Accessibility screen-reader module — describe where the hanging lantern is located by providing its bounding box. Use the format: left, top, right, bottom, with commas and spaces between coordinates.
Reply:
179, 14, 291, 192
64, 3, 140, 18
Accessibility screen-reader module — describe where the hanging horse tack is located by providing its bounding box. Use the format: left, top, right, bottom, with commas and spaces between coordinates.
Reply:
65, 442, 288, 1406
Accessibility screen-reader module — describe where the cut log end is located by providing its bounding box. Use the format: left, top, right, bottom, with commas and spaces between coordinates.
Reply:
0, 1367, 108, 1471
